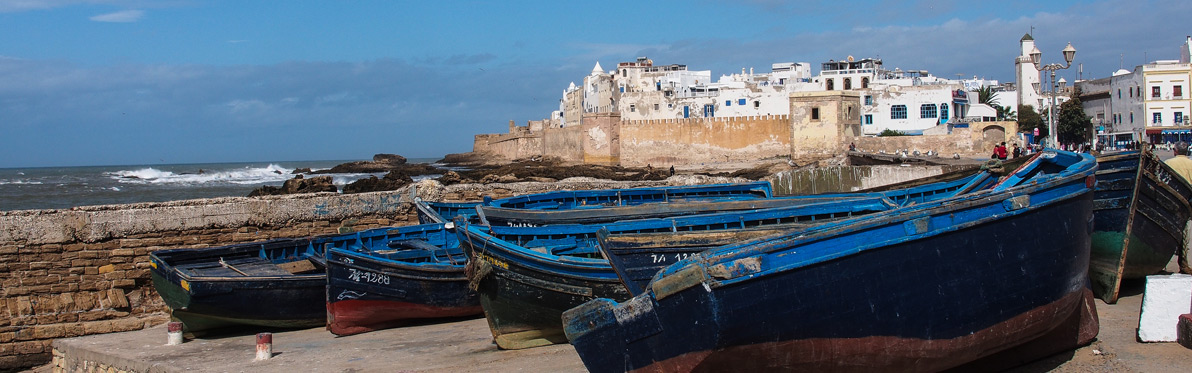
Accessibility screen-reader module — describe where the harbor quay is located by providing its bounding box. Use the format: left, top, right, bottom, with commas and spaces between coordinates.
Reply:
37, 274, 1192, 372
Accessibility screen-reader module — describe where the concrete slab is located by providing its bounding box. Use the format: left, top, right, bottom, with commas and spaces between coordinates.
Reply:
50, 316, 585, 373
42, 259, 1192, 372
1138, 274, 1192, 342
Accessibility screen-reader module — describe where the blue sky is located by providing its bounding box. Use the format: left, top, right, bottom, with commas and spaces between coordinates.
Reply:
1, 0, 1188, 167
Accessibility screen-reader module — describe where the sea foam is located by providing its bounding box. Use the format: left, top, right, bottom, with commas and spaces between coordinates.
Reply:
108, 164, 295, 185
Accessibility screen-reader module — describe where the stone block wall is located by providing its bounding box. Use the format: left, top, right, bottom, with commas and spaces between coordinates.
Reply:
619, 115, 792, 167
0, 191, 419, 370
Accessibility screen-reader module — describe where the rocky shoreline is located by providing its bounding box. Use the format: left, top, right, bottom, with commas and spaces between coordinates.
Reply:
249, 152, 800, 197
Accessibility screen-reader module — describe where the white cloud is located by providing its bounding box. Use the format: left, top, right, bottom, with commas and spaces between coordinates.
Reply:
89, 9, 143, 22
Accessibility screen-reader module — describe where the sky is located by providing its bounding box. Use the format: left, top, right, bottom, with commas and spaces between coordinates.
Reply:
1, 0, 1189, 168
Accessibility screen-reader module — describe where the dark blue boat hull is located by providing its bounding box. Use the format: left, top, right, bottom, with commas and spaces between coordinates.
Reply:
564, 151, 1098, 372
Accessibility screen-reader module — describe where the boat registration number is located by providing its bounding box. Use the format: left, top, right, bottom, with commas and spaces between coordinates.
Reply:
348, 268, 390, 285
651, 253, 693, 264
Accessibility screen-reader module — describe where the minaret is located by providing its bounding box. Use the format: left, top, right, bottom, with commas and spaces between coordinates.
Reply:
1015, 33, 1043, 112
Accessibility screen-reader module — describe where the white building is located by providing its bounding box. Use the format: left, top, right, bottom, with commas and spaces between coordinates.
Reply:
552, 55, 997, 136
1077, 36, 1192, 146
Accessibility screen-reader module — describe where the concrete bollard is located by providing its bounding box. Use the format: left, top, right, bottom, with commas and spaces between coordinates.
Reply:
166, 322, 184, 345
255, 333, 273, 360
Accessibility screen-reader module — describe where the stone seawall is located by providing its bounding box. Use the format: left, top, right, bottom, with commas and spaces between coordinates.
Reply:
0, 177, 753, 370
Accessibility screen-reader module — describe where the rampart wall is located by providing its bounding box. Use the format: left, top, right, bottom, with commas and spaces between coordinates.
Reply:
618, 115, 792, 167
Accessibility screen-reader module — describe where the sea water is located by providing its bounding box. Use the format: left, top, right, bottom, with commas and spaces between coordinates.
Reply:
0, 158, 444, 211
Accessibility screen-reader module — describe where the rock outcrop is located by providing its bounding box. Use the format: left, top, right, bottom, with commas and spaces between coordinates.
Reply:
248, 175, 338, 196
342, 171, 415, 194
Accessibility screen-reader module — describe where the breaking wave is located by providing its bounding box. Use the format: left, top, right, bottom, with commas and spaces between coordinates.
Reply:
107, 164, 295, 185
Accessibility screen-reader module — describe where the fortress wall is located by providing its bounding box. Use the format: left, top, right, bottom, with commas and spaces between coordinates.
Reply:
617, 115, 792, 167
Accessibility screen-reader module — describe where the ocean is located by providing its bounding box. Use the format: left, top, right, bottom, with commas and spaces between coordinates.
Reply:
0, 158, 444, 212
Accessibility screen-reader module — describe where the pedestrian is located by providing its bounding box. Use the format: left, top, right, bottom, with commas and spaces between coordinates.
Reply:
993, 142, 1008, 160
1168, 142, 1192, 183
1011, 143, 1022, 158
848, 142, 856, 151
669, 165, 675, 177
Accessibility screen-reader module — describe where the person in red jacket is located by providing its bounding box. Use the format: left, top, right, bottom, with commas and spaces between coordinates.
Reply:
993, 142, 1008, 160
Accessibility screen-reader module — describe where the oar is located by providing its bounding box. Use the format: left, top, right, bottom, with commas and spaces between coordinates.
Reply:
219, 257, 250, 276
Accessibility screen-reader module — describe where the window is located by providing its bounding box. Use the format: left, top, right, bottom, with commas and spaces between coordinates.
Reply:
683, 106, 689, 118
1153, 86, 1161, 98
844, 78, 852, 90
620, 86, 625, 93
940, 104, 949, 122
864, 114, 873, 124
920, 104, 937, 119
891, 105, 907, 119
1130, 112, 1134, 123
654, 104, 659, 110
1176, 112, 1184, 124
725, 100, 732, 106
864, 96, 874, 105
1154, 112, 1162, 124
630, 104, 636, 112
738, 99, 746, 105
703, 104, 714, 117
826, 79, 834, 91
754, 101, 760, 108
1176, 86, 1184, 98
1118, 89, 1121, 99
811, 107, 820, 120
861, 77, 869, 89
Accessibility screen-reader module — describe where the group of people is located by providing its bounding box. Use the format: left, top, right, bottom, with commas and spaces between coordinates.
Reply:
991, 142, 1023, 160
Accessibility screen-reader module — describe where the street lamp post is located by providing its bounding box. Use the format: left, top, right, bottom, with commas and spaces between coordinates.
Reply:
1031, 42, 1077, 149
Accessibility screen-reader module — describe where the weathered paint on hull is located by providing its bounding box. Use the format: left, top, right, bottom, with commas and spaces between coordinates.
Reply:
326, 299, 482, 336
565, 174, 1096, 372
150, 271, 325, 332
324, 244, 478, 336
638, 291, 1087, 373
471, 262, 630, 349
1089, 150, 1192, 303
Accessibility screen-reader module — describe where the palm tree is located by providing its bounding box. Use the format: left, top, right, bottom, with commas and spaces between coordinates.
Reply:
975, 86, 999, 106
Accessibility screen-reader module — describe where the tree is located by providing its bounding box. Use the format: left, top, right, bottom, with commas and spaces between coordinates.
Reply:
1056, 97, 1092, 146
976, 86, 999, 106
1017, 104, 1045, 141
996, 105, 1017, 121
879, 129, 907, 137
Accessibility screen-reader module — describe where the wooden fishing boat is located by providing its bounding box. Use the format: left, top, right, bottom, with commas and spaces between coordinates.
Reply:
149, 238, 328, 333
1090, 149, 1192, 303
563, 150, 1100, 372
478, 169, 1000, 227
454, 196, 907, 350
416, 181, 774, 226
414, 198, 482, 224
325, 223, 481, 336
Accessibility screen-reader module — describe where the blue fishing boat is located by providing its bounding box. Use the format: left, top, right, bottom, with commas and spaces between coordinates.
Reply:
415, 181, 774, 226
1090, 149, 1192, 303
563, 150, 1100, 372
455, 196, 914, 349
414, 198, 482, 224
149, 238, 328, 333
325, 223, 481, 336
477, 167, 1001, 227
